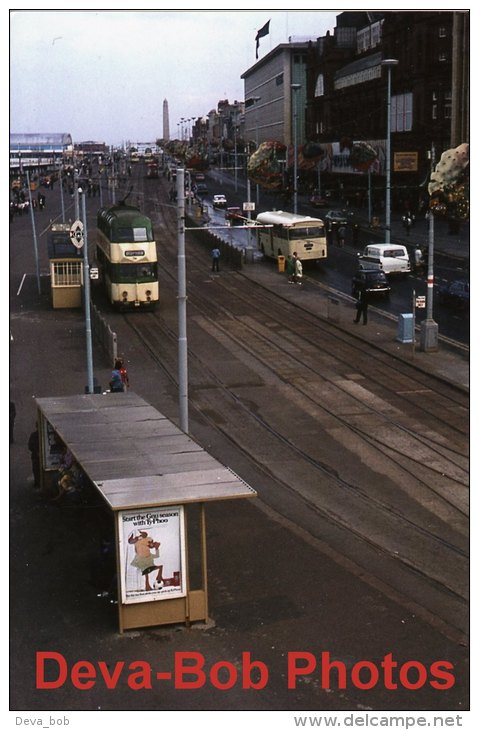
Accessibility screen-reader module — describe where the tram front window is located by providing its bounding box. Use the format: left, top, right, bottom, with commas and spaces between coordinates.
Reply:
112, 263, 157, 282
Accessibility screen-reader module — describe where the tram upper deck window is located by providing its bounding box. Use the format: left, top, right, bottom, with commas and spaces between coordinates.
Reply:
116, 226, 150, 243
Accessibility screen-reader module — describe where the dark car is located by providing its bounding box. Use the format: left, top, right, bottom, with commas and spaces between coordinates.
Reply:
352, 269, 391, 299
225, 207, 243, 225
194, 183, 208, 196
324, 209, 350, 230
437, 279, 469, 308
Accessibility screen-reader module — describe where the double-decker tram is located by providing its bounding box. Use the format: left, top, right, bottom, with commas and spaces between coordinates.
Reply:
96, 201, 159, 309
255, 211, 327, 263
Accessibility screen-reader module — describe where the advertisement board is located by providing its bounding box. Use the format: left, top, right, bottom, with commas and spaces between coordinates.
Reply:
118, 505, 186, 604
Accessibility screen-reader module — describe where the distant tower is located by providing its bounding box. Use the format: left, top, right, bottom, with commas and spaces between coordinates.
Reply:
163, 99, 170, 141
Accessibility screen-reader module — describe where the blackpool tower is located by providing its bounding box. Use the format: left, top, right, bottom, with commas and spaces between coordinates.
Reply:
163, 99, 170, 141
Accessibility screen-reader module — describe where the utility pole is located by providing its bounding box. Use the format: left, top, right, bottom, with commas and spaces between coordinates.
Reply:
176, 169, 189, 433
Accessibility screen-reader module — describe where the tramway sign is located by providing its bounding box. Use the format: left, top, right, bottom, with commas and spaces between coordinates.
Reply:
70, 220, 84, 249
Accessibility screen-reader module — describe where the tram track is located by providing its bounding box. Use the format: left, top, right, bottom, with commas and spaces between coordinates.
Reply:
113, 167, 469, 634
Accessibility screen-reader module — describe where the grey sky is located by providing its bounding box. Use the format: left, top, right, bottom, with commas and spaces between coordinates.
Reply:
9, 9, 339, 148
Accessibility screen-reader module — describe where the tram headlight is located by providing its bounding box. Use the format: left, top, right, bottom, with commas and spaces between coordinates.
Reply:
122, 291, 128, 301
146, 289, 152, 301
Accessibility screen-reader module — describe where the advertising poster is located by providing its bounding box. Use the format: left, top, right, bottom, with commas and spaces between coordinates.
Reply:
118, 506, 186, 604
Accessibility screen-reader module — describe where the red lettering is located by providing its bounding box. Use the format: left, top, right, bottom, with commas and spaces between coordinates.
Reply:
350, 660, 379, 690
381, 652, 398, 689
210, 661, 237, 690
399, 661, 428, 690
71, 661, 96, 690
321, 652, 347, 690
175, 651, 206, 689
430, 661, 456, 690
127, 661, 152, 690
242, 652, 269, 690
287, 652, 316, 689
97, 661, 124, 689
36, 651, 67, 689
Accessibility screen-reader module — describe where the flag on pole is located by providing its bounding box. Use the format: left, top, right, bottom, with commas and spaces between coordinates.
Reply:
255, 20, 270, 59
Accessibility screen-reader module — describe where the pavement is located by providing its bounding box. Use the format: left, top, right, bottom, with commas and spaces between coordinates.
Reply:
8, 178, 470, 717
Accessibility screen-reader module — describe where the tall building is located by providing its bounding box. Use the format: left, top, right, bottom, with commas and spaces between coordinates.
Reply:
163, 99, 170, 141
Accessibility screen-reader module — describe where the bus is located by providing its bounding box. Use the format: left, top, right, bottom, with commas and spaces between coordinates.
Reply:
255, 211, 327, 263
96, 202, 159, 309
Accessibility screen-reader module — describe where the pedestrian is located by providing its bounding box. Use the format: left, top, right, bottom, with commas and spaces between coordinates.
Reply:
37, 192, 46, 210
118, 358, 130, 390
109, 361, 125, 393
10, 401, 16, 444
286, 254, 296, 283
211, 246, 220, 272
28, 425, 41, 488
353, 287, 369, 325
294, 255, 303, 285
352, 222, 360, 247
414, 245, 425, 274
337, 225, 346, 247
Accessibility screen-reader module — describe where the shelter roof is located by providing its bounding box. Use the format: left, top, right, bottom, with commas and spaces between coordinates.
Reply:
35, 393, 257, 511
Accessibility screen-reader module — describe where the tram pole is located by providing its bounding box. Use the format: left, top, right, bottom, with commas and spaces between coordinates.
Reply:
79, 189, 95, 394
25, 170, 41, 295
176, 168, 189, 433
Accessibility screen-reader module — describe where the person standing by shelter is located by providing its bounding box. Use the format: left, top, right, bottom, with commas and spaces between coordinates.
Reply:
211, 246, 220, 273
28, 425, 41, 488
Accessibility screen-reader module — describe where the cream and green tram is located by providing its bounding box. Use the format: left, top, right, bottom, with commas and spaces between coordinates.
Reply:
96, 202, 159, 309
255, 211, 327, 262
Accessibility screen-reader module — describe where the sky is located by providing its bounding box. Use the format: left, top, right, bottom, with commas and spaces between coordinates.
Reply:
9, 8, 340, 148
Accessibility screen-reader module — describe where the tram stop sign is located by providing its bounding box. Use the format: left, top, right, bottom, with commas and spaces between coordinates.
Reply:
70, 220, 84, 249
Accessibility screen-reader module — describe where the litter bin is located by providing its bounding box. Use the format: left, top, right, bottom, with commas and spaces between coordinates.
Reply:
277, 255, 285, 273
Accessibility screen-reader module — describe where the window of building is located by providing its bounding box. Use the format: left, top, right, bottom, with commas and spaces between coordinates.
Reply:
439, 52, 447, 62
444, 90, 452, 119
51, 261, 83, 287
315, 74, 324, 97
391, 92, 413, 132
438, 26, 447, 37
276, 73, 284, 86
432, 104, 437, 120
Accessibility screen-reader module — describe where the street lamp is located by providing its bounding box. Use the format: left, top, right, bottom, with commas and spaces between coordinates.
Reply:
291, 83, 301, 214
246, 96, 261, 213
381, 59, 398, 243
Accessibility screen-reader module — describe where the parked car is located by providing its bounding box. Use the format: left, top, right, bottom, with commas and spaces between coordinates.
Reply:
352, 269, 391, 299
358, 244, 411, 275
324, 209, 350, 230
225, 207, 243, 225
437, 279, 469, 308
212, 194, 227, 208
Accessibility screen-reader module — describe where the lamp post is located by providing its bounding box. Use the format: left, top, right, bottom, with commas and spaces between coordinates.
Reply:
381, 59, 398, 243
291, 83, 301, 214
420, 142, 439, 351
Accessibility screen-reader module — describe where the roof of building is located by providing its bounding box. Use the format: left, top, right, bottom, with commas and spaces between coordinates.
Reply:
10, 132, 73, 148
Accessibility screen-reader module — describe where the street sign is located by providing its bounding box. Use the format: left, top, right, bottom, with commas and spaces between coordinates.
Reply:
70, 220, 84, 249
415, 296, 426, 309
243, 202, 255, 212
90, 267, 99, 280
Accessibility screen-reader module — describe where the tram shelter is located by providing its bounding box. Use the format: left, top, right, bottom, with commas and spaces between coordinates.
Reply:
34, 392, 256, 633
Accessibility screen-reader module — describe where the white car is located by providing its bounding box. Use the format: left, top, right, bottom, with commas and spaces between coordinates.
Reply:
212, 194, 227, 208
